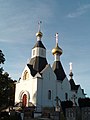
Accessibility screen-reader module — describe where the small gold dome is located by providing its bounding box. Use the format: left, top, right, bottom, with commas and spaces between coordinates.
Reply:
36, 31, 43, 38
52, 44, 63, 55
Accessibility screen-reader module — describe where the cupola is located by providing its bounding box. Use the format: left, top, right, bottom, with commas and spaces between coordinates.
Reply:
52, 33, 63, 61
52, 33, 62, 56
52, 33, 66, 81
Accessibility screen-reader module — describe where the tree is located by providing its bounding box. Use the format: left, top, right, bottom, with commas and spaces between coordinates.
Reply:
0, 50, 15, 108
0, 50, 5, 64
0, 72, 15, 106
0, 50, 5, 74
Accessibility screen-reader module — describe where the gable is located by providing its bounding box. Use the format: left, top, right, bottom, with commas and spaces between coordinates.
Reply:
40, 64, 56, 80
21, 65, 33, 81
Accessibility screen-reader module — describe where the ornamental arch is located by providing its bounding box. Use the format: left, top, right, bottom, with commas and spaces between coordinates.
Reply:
19, 90, 30, 107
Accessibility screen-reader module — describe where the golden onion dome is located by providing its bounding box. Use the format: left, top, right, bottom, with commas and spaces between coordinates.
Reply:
52, 44, 63, 55
36, 31, 43, 38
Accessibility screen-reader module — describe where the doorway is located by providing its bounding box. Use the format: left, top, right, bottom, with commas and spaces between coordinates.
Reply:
22, 94, 27, 107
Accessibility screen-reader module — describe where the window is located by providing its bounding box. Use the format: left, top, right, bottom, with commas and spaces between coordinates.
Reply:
48, 90, 51, 100
65, 93, 68, 100
23, 71, 29, 80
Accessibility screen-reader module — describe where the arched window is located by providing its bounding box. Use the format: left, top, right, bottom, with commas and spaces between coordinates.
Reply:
23, 70, 29, 80
48, 90, 51, 100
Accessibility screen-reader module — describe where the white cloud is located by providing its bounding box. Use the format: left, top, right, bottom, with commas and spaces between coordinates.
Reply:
67, 4, 90, 18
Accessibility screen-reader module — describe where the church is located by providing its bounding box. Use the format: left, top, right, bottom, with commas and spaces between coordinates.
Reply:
15, 24, 85, 112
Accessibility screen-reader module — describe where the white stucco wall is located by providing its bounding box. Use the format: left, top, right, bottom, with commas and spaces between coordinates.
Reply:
61, 77, 71, 100
56, 81, 64, 101
15, 64, 57, 109
37, 64, 56, 108
15, 65, 38, 106
15, 64, 86, 110
76, 86, 85, 104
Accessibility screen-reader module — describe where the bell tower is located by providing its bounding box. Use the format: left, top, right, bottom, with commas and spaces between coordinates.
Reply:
29, 22, 48, 72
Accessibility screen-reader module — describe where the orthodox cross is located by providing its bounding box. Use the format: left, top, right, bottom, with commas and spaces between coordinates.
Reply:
38, 21, 42, 32
55, 33, 59, 45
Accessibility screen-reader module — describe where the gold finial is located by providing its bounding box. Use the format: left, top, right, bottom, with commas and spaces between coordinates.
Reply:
52, 33, 63, 55
36, 21, 43, 38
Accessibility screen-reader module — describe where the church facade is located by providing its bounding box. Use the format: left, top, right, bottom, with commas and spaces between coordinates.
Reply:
15, 26, 85, 112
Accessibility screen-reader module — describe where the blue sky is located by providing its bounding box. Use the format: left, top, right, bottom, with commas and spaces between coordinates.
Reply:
0, 0, 90, 97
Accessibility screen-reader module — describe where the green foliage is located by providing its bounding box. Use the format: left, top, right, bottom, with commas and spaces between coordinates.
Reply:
0, 50, 15, 108
0, 72, 15, 107
0, 50, 5, 65
0, 50, 5, 75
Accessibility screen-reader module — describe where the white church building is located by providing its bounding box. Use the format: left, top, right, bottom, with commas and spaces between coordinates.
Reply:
15, 24, 85, 112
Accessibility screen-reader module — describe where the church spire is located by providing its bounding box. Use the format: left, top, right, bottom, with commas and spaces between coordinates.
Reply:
29, 22, 48, 73
69, 62, 73, 79
36, 21, 43, 41
52, 33, 66, 81
52, 33, 63, 61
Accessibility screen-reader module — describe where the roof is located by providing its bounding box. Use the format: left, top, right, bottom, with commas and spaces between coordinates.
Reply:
27, 64, 37, 77
52, 61, 66, 81
40, 64, 50, 73
69, 79, 80, 91
29, 56, 48, 73
82, 89, 86, 95
33, 41, 46, 49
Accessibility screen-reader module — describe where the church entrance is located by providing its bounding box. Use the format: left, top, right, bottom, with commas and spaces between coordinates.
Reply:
22, 94, 27, 107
